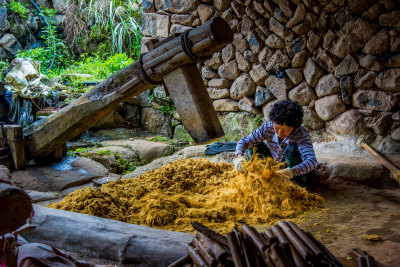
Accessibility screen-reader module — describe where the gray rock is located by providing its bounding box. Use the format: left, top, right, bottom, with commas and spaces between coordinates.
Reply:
264, 76, 293, 100
352, 90, 398, 111
52, 0, 69, 11
231, 2, 245, 18
26, 190, 61, 203
358, 109, 377, 116
271, 0, 294, 17
218, 61, 240, 80
123, 105, 140, 128
371, 113, 392, 136
213, 99, 239, 111
92, 110, 125, 129
204, 52, 222, 70
326, 109, 369, 136
307, 31, 322, 53
350, 0, 379, 15
329, 34, 358, 59
379, 10, 400, 29
0, 47, 7, 62
359, 55, 383, 72
285, 68, 303, 86
315, 94, 347, 121
235, 51, 251, 72
252, 1, 270, 18
207, 88, 230, 99
392, 128, 400, 141
375, 69, 400, 93
0, 7, 9, 37
393, 111, 400, 121
222, 43, 235, 63
93, 173, 121, 186
238, 98, 259, 114
334, 6, 353, 27
218, 112, 263, 142
292, 23, 310, 35
142, 13, 170, 37
254, 86, 275, 107
274, 7, 289, 24
288, 35, 306, 58
265, 50, 290, 71
286, 3, 306, 28
170, 24, 192, 35
246, 30, 264, 53
143, 0, 156, 12
323, 30, 336, 49
208, 78, 232, 88
265, 34, 285, 49
262, 99, 279, 121
269, 17, 286, 37
258, 46, 273, 64
198, 4, 215, 23
340, 76, 353, 105
335, 54, 359, 77
342, 18, 379, 49
0, 34, 22, 58
354, 69, 377, 89
303, 58, 324, 87
387, 54, 400, 68
288, 82, 317, 106
362, 3, 383, 21
232, 33, 249, 53
249, 63, 269, 86
244, 50, 257, 63
303, 106, 325, 130
214, 0, 230, 11
255, 19, 271, 36
363, 29, 390, 56
241, 15, 255, 35
141, 108, 172, 136
156, 0, 198, 13
173, 125, 193, 142
312, 48, 339, 73
316, 74, 340, 98
171, 14, 196, 25
230, 73, 256, 100
292, 50, 310, 67
201, 66, 218, 79
229, 18, 239, 32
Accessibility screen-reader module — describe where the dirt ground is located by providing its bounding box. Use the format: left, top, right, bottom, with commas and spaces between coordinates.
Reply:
294, 181, 400, 267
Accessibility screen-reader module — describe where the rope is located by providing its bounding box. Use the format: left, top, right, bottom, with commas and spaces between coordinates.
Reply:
180, 29, 199, 62
138, 54, 159, 84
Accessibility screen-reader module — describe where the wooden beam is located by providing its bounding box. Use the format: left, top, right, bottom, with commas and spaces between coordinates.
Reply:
23, 17, 233, 158
5, 125, 25, 170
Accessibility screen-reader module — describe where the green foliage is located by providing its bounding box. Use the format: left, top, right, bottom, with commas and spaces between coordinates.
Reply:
158, 102, 176, 115
149, 136, 169, 142
114, 151, 138, 174
96, 149, 112, 155
7, 1, 29, 19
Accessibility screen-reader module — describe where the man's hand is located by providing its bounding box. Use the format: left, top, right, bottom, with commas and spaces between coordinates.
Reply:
277, 168, 294, 180
233, 156, 247, 172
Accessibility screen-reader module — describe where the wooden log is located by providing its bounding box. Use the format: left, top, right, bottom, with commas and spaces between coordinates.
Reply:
191, 221, 228, 247
5, 125, 25, 170
23, 205, 193, 266
0, 122, 6, 147
0, 181, 32, 235
226, 232, 245, 267
23, 17, 233, 158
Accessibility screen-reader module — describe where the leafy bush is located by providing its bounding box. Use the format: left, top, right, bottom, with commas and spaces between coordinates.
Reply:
7, 1, 29, 19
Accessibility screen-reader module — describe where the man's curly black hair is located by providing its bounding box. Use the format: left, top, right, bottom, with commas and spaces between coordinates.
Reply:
269, 100, 303, 128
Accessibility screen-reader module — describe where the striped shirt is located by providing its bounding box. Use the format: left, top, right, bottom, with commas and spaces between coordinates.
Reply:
236, 121, 318, 176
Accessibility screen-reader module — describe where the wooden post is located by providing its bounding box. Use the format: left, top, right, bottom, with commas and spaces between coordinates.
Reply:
0, 122, 5, 147
6, 125, 25, 170
0, 181, 32, 235
53, 145, 63, 161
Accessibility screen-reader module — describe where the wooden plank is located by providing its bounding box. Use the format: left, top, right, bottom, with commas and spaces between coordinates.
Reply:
5, 125, 25, 170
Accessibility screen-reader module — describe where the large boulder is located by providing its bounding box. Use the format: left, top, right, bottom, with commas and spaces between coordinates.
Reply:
141, 108, 172, 137
288, 82, 317, 106
303, 58, 324, 87
303, 106, 324, 131
230, 73, 256, 100
326, 109, 369, 136
354, 69, 377, 89
362, 29, 390, 56
315, 74, 340, 98
334, 54, 359, 77
264, 76, 293, 100
352, 90, 398, 111
0, 34, 22, 58
218, 61, 240, 80
315, 94, 347, 121
213, 99, 239, 111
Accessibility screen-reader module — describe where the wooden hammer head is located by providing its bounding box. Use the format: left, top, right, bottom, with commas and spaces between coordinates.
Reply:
163, 64, 225, 144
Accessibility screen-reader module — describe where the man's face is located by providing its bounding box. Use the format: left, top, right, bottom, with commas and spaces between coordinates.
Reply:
273, 123, 294, 139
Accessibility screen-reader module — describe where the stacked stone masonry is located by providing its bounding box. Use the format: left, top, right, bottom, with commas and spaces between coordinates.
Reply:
142, 0, 400, 143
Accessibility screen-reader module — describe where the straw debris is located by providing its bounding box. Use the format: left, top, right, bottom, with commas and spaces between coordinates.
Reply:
48, 157, 324, 233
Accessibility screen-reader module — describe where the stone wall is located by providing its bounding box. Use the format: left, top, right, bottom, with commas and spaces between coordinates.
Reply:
141, 0, 400, 151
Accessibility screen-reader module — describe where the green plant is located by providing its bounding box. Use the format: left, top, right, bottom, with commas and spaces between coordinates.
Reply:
96, 149, 112, 155
158, 102, 176, 115
149, 136, 169, 142
7, 1, 29, 19
113, 151, 139, 174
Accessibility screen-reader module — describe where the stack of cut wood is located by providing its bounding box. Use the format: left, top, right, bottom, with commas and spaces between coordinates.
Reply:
169, 221, 343, 267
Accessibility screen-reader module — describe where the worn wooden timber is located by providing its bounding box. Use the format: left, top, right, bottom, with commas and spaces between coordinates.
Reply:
23, 205, 193, 265
5, 125, 25, 170
0, 181, 32, 235
23, 17, 232, 158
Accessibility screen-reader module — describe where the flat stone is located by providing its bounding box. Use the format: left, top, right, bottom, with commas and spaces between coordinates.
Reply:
303, 58, 324, 87
316, 74, 340, 98
238, 98, 259, 114
288, 35, 306, 58
232, 33, 249, 53
362, 3, 383, 20
231, 2, 245, 18
315, 94, 347, 121
230, 73, 256, 100
359, 55, 383, 72
286, 3, 306, 28
156, 0, 198, 13
354, 69, 377, 89
252, 1, 269, 18
264, 76, 293, 100
274, 7, 288, 24
214, 0, 230, 11
93, 173, 121, 186
222, 43, 235, 63
170, 24, 192, 35
323, 30, 336, 49
246, 30, 264, 54
26, 190, 61, 203
313, 48, 339, 73
326, 109, 369, 136
292, 50, 310, 67
207, 88, 230, 99
142, 13, 170, 37
371, 113, 393, 136
0, 34, 22, 58
265, 50, 290, 71
269, 17, 286, 37
303, 106, 325, 130
265, 34, 285, 49
141, 107, 172, 136
292, 23, 310, 35
363, 29, 390, 56
352, 90, 398, 111
258, 46, 273, 64
249, 63, 269, 86
329, 34, 358, 59
375, 69, 400, 93
208, 78, 232, 88
307, 31, 322, 53
241, 15, 255, 35
254, 86, 275, 107
387, 54, 400, 68
218, 61, 240, 80
204, 52, 222, 70
335, 54, 359, 77
288, 81, 317, 106
198, 4, 215, 23
244, 50, 257, 63
235, 51, 251, 72
213, 99, 239, 111
285, 68, 303, 86
342, 17, 379, 49
201, 66, 218, 79
379, 10, 400, 29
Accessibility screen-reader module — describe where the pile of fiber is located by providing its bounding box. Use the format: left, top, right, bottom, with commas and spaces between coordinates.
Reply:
48, 157, 324, 233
